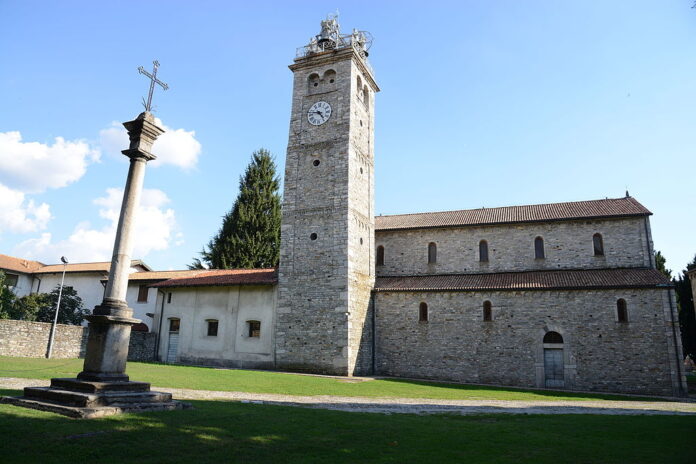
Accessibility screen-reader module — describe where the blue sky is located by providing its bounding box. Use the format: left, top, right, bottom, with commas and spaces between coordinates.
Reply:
0, 1, 694, 273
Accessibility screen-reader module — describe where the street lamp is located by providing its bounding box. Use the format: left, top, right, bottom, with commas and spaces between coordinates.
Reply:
46, 256, 68, 359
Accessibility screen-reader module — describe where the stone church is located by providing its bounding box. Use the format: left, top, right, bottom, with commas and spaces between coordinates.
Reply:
146, 18, 686, 397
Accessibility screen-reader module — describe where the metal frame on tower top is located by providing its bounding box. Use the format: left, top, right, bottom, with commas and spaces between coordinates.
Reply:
296, 15, 374, 73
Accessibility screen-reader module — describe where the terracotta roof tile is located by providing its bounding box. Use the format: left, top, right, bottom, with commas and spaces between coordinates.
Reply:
126, 270, 207, 281
33, 260, 150, 274
375, 197, 651, 231
151, 269, 278, 288
0, 254, 44, 274
374, 268, 671, 292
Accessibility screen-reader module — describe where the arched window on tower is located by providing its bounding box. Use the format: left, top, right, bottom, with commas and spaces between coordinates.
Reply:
363, 85, 370, 109
428, 242, 437, 264
419, 302, 428, 322
323, 69, 336, 86
483, 301, 492, 321
617, 299, 628, 323
357, 75, 363, 99
479, 240, 489, 262
376, 245, 385, 266
308, 73, 320, 93
535, 236, 545, 259
593, 233, 604, 256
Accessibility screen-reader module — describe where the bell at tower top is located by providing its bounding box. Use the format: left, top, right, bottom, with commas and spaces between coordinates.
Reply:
296, 14, 374, 73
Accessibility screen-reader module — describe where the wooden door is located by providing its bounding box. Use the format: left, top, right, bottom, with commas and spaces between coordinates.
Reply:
544, 348, 564, 388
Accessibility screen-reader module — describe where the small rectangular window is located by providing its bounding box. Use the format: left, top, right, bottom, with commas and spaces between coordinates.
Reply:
169, 318, 180, 332
207, 320, 219, 336
248, 320, 261, 338
137, 284, 148, 302
5, 273, 18, 287
167, 292, 172, 304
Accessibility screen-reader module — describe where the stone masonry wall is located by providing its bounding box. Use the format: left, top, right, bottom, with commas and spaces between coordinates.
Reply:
374, 288, 684, 396
0, 319, 156, 362
276, 45, 377, 376
376, 217, 652, 276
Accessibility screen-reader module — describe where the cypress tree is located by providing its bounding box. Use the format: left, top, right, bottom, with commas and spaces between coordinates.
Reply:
191, 149, 281, 269
676, 254, 696, 359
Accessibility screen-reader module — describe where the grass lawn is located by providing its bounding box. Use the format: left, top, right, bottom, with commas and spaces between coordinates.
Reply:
0, 356, 662, 402
0, 388, 694, 464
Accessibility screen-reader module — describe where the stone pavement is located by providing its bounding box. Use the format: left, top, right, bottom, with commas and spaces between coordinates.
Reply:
3, 377, 695, 416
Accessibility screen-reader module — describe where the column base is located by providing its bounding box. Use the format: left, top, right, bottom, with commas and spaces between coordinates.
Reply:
2, 378, 189, 419
77, 309, 140, 382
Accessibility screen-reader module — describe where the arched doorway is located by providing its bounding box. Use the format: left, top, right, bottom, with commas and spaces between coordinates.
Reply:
543, 331, 564, 388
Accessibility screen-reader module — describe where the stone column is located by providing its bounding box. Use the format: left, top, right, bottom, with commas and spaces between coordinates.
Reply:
78, 111, 163, 382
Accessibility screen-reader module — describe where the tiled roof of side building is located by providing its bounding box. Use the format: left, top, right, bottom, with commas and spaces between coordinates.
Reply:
374, 268, 671, 292
100, 270, 208, 283
34, 259, 152, 274
0, 254, 44, 274
151, 269, 278, 288
375, 197, 651, 231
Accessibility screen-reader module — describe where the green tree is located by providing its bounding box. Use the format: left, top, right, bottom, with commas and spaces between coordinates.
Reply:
655, 250, 672, 279
12, 292, 50, 321
192, 149, 281, 269
675, 254, 696, 359
0, 271, 17, 319
36, 285, 89, 325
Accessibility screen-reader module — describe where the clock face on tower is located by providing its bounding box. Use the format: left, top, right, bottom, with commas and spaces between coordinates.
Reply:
307, 101, 332, 126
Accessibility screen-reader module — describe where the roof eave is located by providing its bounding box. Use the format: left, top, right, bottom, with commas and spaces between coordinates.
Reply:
375, 213, 652, 233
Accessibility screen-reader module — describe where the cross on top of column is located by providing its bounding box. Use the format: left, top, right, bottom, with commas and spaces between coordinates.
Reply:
138, 60, 169, 112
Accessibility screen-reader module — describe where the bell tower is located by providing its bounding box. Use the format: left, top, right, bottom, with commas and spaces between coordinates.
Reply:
275, 16, 379, 376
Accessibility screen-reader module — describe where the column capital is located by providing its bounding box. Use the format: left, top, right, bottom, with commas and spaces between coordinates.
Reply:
121, 111, 165, 161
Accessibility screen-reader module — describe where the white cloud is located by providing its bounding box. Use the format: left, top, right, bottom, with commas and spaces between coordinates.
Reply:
14, 188, 177, 263
0, 183, 51, 233
99, 119, 201, 170
0, 131, 100, 194
98, 123, 129, 162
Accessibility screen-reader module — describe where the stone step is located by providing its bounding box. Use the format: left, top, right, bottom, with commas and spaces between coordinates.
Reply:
2, 395, 188, 419
23, 387, 172, 408
50, 378, 151, 394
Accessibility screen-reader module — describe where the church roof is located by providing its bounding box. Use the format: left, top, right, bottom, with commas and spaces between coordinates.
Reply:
151, 268, 278, 288
375, 197, 651, 231
374, 268, 671, 292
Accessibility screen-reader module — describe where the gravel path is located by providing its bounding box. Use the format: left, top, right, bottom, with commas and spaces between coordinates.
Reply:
3, 377, 695, 416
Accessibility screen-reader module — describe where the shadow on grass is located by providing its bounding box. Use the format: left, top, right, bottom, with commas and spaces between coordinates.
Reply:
370, 377, 663, 402
2, 389, 696, 464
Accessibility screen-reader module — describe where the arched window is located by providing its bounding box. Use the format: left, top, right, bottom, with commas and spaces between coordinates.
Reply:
357, 75, 363, 98
543, 331, 563, 344
483, 301, 492, 322
428, 242, 437, 264
534, 236, 545, 259
419, 302, 428, 322
308, 73, 320, 92
617, 299, 628, 323
593, 233, 604, 256
376, 245, 385, 266
323, 69, 336, 85
363, 85, 370, 108
479, 240, 489, 262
